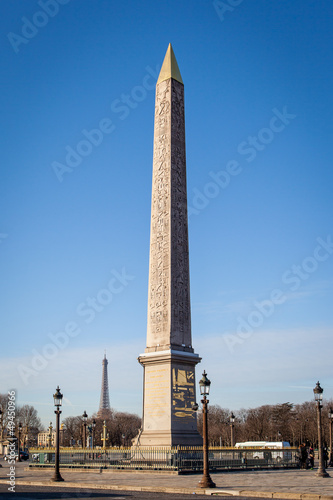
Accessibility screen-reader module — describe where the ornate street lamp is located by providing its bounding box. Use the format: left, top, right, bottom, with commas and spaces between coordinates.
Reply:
17, 423, 22, 462
52, 386, 64, 482
82, 411, 88, 448
328, 408, 333, 467
313, 382, 329, 477
230, 413, 235, 447
198, 371, 216, 489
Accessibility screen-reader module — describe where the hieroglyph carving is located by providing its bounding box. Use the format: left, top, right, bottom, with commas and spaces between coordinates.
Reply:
147, 78, 192, 350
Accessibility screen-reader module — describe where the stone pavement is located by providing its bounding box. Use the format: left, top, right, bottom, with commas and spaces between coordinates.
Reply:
0, 461, 333, 498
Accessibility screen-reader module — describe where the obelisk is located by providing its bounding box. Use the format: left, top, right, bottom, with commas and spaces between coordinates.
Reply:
137, 44, 202, 446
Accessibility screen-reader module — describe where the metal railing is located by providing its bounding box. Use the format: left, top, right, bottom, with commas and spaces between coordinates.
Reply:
29, 446, 299, 471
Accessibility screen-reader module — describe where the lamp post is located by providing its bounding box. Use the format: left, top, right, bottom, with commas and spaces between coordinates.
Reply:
82, 411, 88, 448
328, 408, 333, 467
198, 371, 216, 489
101, 420, 109, 450
17, 423, 22, 462
52, 386, 64, 482
313, 382, 329, 477
23, 425, 28, 451
48, 422, 53, 448
230, 413, 235, 447
92, 419, 96, 449
60, 423, 64, 447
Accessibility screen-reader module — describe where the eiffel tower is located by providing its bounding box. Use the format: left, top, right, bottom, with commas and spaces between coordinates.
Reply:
97, 352, 111, 417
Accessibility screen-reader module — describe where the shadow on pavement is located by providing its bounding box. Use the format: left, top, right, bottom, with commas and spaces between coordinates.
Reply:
0, 486, 131, 499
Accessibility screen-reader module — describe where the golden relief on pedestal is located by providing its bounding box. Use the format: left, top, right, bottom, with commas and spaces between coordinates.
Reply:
172, 368, 195, 420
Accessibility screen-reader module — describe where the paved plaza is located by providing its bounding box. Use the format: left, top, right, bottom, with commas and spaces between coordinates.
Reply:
0, 461, 332, 499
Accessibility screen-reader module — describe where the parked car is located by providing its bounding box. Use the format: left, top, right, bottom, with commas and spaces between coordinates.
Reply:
19, 451, 29, 461
4, 451, 29, 461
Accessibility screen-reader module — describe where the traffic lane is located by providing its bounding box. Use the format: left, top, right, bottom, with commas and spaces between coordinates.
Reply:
0, 483, 290, 500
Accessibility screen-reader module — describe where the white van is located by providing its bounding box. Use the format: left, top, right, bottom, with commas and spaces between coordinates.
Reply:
235, 441, 291, 461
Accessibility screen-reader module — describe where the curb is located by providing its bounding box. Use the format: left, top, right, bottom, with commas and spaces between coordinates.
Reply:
206, 491, 333, 499
0, 479, 201, 495
1, 479, 333, 499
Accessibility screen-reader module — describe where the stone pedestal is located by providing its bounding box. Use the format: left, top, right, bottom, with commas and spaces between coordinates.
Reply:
138, 349, 202, 446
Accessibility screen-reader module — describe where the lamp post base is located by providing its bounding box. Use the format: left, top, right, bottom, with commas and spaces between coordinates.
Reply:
52, 472, 64, 482
198, 474, 216, 488
316, 470, 330, 478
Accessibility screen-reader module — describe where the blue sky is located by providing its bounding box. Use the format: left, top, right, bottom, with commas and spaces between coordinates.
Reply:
1, 0, 332, 429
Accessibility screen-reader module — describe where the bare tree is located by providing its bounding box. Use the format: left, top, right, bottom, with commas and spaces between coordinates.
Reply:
17, 404, 42, 449
271, 402, 294, 441
97, 411, 141, 446
61, 409, 141, 448
0, 396, 42, 450
0, 393, 10, 442
242, 405, 272, 441
62, 416, 84, 447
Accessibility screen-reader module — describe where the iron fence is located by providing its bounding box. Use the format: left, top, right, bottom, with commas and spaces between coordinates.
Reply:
29, 446, 299, 471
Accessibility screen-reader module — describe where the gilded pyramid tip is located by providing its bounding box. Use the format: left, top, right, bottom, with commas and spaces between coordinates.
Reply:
157, 44, 183, 85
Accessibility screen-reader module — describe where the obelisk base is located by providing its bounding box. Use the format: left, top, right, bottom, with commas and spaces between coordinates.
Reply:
136, 349, 203, 447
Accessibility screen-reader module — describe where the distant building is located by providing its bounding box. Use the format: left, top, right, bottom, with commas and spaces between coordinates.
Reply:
37, 430, 56, 447
37, 422, 64, 447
